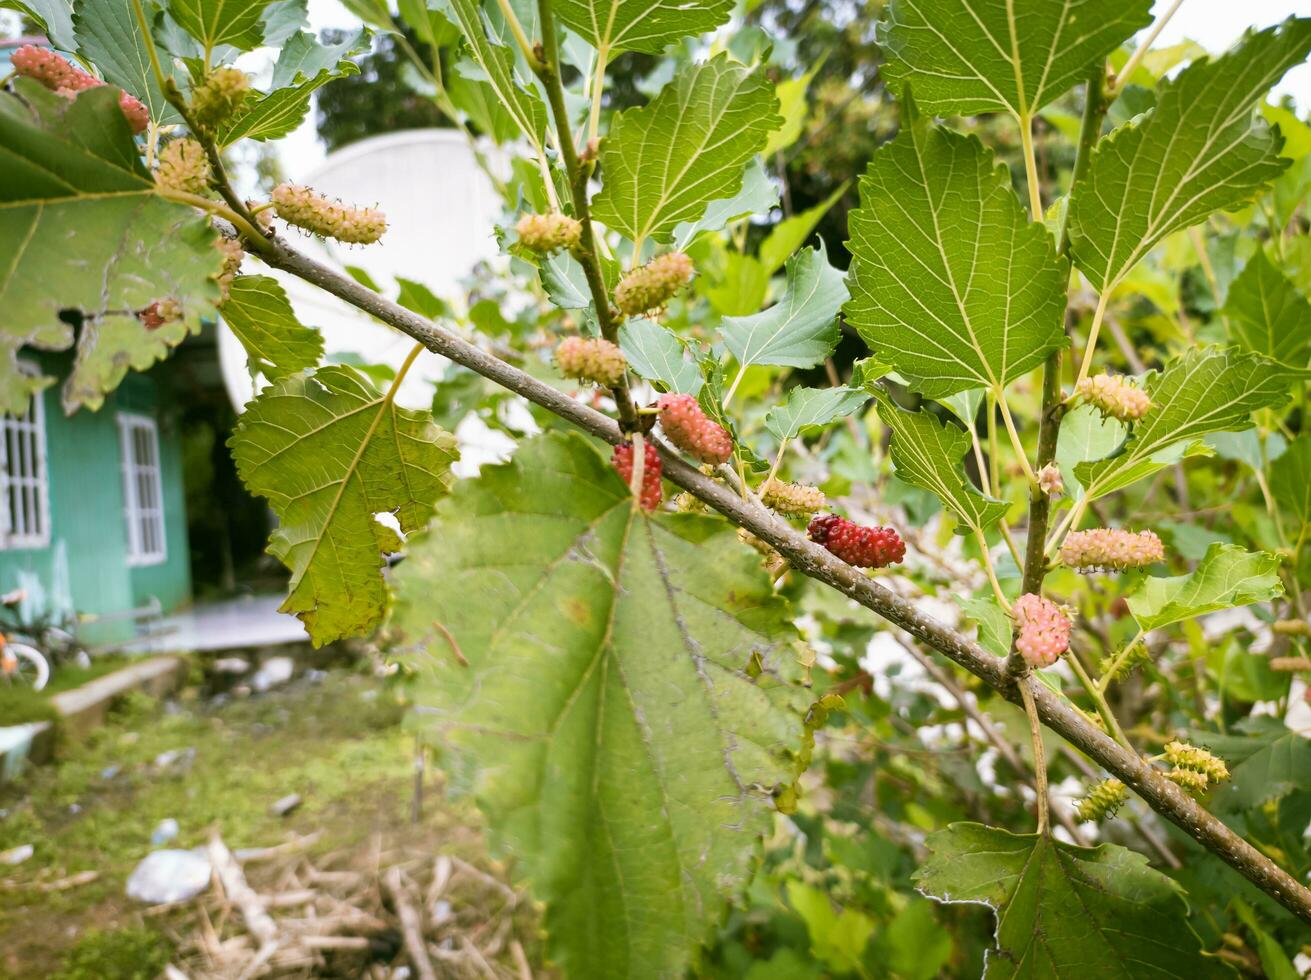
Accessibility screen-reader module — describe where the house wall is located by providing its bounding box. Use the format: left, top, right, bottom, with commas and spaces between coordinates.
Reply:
0, 366, 192, 641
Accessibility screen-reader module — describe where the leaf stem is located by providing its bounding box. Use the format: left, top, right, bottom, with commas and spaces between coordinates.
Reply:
492, 0, 543, 70
722, 364, 748, 408
1018, 678, 1050, 835
1067, 650, 1132, 749
587, 45, 609, 148
1111, 0, 1185, 97
1017, 112, 1044, 222
764, 436, 790, 486
1097, 629, 1145, 694
129, 0, 168, 94
995, 387, 1037, 486
1075, 289, 1109, 387
974, 528, 1012, 614
155, 188, 274, 256
629, 431, 647, 499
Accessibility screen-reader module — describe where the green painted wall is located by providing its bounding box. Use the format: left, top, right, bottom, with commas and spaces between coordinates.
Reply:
0, 365, 192, 639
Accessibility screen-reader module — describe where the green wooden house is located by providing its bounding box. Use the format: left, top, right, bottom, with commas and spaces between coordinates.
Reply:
0, 358, 192, 642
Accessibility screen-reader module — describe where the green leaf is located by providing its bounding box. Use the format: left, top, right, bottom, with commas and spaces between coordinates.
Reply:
448, 0, 548, 149
761, 65, 815, 159
337, 0, 390, 29
553, 0, 732, 55
1224, 249, 1311, 367
592, 55, 782, 245
1270, 435, 1311, 526
785, 881, 876, 975
1195, 719, 1311, 811
618, 318, 703, 394
229, 365, 458, 645
704, 252, 770, 317
758, 183, 844, 275
391, 432, 803, 978
73, 0, 181, 125
1126, 543, 1283, 633
722, 245, 847, 372
845, 119, 1068, 399
0, 86, 222, 414
914, 824, 1226, 979
671, 159, 777, 250
220, 275, 324, 380
955, 594, 1010, 658
764, 385, 868, 441
873, 389, 1008, 536
1069, 19, 1311, 291
1054, 403, 1126, 497
878, 0, 1152, 117
394, 277, 451, 320
397, 0, 459, 45
270, 27, 369, 87
167, 0, 273, 52
2, 0, 78, 49
1075, 348, 1296, 500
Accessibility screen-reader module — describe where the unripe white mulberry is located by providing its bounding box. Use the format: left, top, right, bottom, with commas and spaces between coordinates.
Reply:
1037, 464, 1064, 496
614, 252, 693, 316
1164, 740, 1229, 783
215, 237, 244, 303
155, 138, 210, 195
517, 212, 581, 253
1060, 528, 1164, 572
1077, 373, 1151, 421
760, 479, 825, 517
191, 67, 251, 131
1075, 778, 1127, 822
271, 184, 387, 244
554, 336, 627, 387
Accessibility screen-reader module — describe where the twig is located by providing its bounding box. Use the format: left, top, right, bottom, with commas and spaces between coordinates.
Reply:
209, 835, 278, 950
384, 867, 438, 980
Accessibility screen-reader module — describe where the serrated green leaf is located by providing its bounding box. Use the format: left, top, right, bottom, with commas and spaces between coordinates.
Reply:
914, 824, 1225, 979
1054, 402, 1126, 497
73, 0, 181, 125
671, 158, 777, 250
1270, 435, 1311, 526
448, 0, 548, 149
1224, 249, 1311, 366
764, 385, 868, 441
229, 365, 458, 645
270, 28, 369, 87
1069, 19, 1311, 291
878, 0, 1152, 117
845, 119, 1068, 399
873, 389, 1008, 536
217, 62, 359, 145
722, 245, 847, 372
618, 318, 703, 394
391, 431, 803, 978
1075, 348, 1296, 500
553, 0, 732, 55
761, 66, 815, 159
0, 86, 222, 414
259, 0, 306, 45
1126, 543, 1282, 633
2, 0, 77, 49
955, 594, 1010, 658
1195, 718, 1311, 811
758, 183, 844, 275
220, 275, 324, 380
167, 0, 272, 52
592, 55, 782, 245
447, 63, 521, 143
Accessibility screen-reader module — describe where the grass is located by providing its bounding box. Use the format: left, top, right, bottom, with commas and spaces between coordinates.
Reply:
0, 670, 418, 977
0, 654, 133, 726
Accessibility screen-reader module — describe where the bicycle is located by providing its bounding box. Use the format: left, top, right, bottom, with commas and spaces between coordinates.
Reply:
0, 633, 49, 691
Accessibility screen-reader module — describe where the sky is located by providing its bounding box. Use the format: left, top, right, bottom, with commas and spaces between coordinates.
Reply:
284, 0, 1311, 177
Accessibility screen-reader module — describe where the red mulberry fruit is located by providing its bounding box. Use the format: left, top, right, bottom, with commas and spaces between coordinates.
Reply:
612, 441, 662, 510
1012, 593, 1071, 668
807, 514, 905, 568
657, 393, 732, 465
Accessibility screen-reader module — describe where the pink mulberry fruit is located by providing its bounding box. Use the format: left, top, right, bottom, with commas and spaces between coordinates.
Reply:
612, 441, 662, 510
657, 393, 732, 465
1012, 593, 1071, 668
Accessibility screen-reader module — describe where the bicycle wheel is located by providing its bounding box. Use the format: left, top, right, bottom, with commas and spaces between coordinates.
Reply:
1, 642, 50, 692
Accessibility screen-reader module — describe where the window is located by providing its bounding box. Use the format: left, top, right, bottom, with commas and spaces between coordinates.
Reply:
0, 376, 50, 550
117, 413, 166, 566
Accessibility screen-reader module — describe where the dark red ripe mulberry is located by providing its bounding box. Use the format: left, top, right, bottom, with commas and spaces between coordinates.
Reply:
612, 441, 662, 510
807, 514, 905, 568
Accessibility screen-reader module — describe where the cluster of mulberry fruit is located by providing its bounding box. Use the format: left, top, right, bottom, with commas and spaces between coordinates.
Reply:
271, 184, 387, 245
154, 138, 209, 195
807, 515, 905, 568
1077, 373, 1152, 421
1012, 593, 1071, 668
1164, 740, 1229, 783
1074, 778, 1127, 823
1059, 528, 1164, 572
554, 337, 627, 387
760, 479, 825, 517
614, 252, 694, 316
612, 441, 662, 510
516, 212, 582, 253
11, 45, 148, 133
657, 394, 733, 465
190, 67, 251, 131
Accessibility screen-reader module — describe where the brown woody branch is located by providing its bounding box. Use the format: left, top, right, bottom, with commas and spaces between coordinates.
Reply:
261, 235, 1311, 925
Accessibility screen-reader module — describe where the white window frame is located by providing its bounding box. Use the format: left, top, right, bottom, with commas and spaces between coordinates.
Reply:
0, 365, 51, 550
117, 412, 167, 567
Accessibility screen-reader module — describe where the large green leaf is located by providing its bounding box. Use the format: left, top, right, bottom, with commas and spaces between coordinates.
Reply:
1125, 543, 1282, 633
764, 385, 868, 441
269, 27, 369, 87
618, 318, 703, 394
1224, 249, 1311, 367
845, 119, 1068, 399
671, 159, 777, 250
873, 390, 1008, 536
1270, 435, 1311, 526
878, 0, 1151, 117
592, 55, 782, 245
2, 0, 77, 49
914, 824, 1225, 979
167, 0, 273, 52
758, 184, 844, 276
721, 245, 847, 372
73, 0, 181, 125
1069, 19, 1311, 292
220, 275, 324, 381
448, 0, 548, 149
553, 0, 732, 55
1075, 348, 1296, 500
0, 85, 222, 413
391, 432, 803, 978
1195, 719, 1311, 811
229, 365, 458, 646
